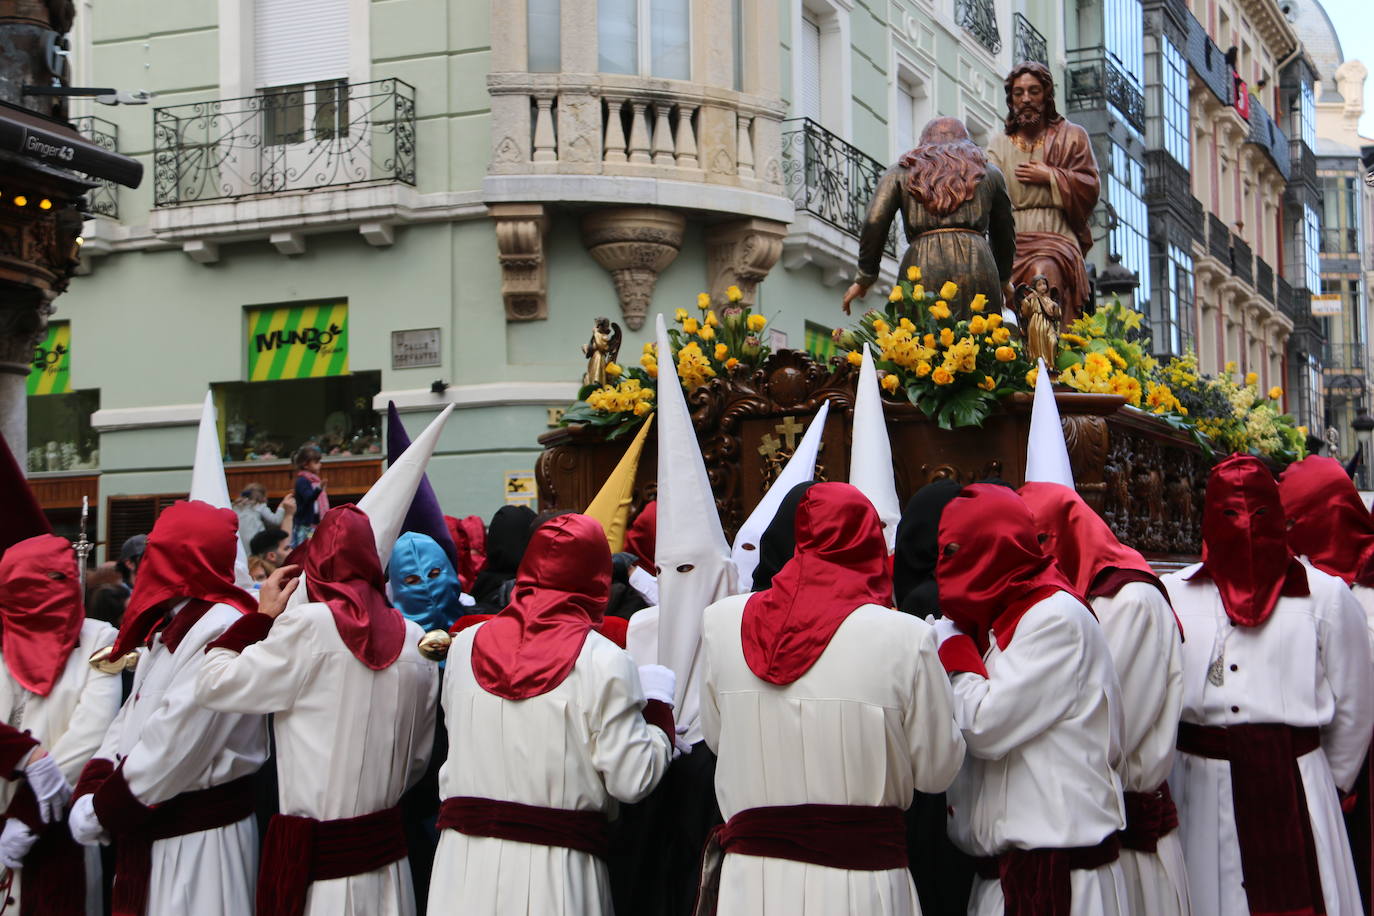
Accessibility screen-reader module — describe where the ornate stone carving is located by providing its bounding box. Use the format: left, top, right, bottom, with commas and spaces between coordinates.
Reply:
580, 207, 686, 331
489, 203, 550, 322
704, 218, 787, 309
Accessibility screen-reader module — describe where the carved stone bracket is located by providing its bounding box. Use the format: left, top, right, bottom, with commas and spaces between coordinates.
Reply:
490, 203, 551, 322
704, 217, 787, 309
580, 207, 686, 331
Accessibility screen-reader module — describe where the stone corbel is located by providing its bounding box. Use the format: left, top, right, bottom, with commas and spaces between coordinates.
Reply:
704, 218, 788, 308
581, 207, 686, 331
490, 203, 551, 322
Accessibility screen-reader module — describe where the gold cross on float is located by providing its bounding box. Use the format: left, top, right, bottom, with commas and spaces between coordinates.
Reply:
777, 416, 805, 450
758, 433, 781, 458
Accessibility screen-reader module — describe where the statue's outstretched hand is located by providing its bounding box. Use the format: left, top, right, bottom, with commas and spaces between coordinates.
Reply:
842, 282, 868, 315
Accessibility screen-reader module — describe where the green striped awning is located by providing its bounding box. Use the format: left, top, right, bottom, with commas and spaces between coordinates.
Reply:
27, 322, 71, 396
246, 303, 349, 381
804, 321, 836, 364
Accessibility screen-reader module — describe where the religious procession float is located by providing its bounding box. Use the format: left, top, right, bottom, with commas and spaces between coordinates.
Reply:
536, 66, 1307, 562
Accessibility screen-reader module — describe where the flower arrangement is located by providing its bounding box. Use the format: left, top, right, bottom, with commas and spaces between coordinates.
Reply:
1054, 302, 1164, 411
560, 286, 772, 438
833, 267, 1034, 429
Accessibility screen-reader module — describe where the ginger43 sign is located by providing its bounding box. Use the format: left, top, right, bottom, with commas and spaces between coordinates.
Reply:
246, 302, 349, 381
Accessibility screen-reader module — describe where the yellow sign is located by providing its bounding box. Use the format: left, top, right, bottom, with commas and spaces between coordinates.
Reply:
504, 471, 536, 505
246, 302, 349, 381
1311, 293, 1343, 316
28, 322, 71, 395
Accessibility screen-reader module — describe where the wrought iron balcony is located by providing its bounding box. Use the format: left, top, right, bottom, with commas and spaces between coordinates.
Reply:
1323, 342, 1369, 375
1276, 275, 1296, 321
1182, 9, 1231, 105
1230, 234, 1252, 285
1289, 139, 1318, 189
1189, 196, 1206, 245
1245, 96, 1290, 180
1255, 257, 1274, 303
1321, 226, 1361, 256
955, 0, 1002, 55
782, 118, 895, 257
1013, 13, 1048, 67
1207, 213, 1230, 264
152, 78, 416, 207
1065, 49, 1146, 133
70, 115, 120, 219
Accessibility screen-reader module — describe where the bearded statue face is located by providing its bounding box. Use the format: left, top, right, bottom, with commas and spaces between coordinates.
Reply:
1009, 72, 1047, 133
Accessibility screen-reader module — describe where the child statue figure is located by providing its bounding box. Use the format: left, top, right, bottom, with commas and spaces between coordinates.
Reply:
1018, 275, 1061, 369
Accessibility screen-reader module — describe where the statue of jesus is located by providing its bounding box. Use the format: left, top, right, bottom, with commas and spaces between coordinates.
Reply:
986, 62, 1101, 327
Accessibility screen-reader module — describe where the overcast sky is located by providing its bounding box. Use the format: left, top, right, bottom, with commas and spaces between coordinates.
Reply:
1317, 0, 1374, 139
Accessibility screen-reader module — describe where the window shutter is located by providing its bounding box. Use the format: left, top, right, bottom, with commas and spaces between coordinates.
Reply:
106, 495, 185, 561
801, 14, 822, 122
897, 83, 915, 152
255, 0, 350, 89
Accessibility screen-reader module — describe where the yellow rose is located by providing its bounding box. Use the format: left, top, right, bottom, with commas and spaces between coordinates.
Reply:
675, 308, 689, 323
873, 318, 890, 335
715, 343, 729, 360
1225, 361, 1237, 374
1245, 371, 1258, 386
682, 317, 700, 334
847, 350, 864, 366
939, 328, 955, 347
923, 333, 937, 349
642, 341, 656, 355
915, 361, 932, 378
725, 357, 740, 369
705, 310, 720, 327
1269, 386, 1283, 400
986, 313, 1003, 329
929, 301, 951, 320
907, 265, 921, 282
727, 285, 744, 302
746, 314, 767, 333
881, 373, 900, 393
605, 363, 624, 379
969, 315, 987, 335
939, 281, 958, 300
898, 317, 916, 332
995, 346, 1015, 362
697, 292, 711, 309
979, 376, 996, 391
633, 401, 651, 416
645, 364, 658, 379
698, 325, 716, 341
888, 287, 904, 303
932, 367, 954, 386
912, 284, 925, 299
969, 293, 988, 313
1026, 367, 1039, 387
992, 326, 1011, 344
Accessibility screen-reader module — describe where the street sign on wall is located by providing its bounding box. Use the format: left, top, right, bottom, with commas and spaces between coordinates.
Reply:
246, 302, 349, 381
28, 322, 71, 395
1311, 293, 1343, 316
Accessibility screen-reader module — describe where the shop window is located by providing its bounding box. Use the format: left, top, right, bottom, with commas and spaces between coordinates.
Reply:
215, 371, 382, 462
25, 322, 99, 473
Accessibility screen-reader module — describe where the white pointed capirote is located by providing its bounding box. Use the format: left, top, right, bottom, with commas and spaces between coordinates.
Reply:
730, 399, 831, 592
188, 392, 251, 587
654, 313, 735, 745
1025, 357, 1075, 488
358, 403, 455, 570
849, 343, 901, 553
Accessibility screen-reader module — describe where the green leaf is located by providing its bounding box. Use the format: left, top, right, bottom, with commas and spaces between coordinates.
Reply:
1055, 350, 1084, 371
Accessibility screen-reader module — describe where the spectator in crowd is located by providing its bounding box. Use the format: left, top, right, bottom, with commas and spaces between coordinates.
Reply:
249, 528, 290, 568
115, 534, 146, 589
84, 563, 130, 627
291, 445, 328, 547
233, 483, 296, 551
246, 556, 273, 584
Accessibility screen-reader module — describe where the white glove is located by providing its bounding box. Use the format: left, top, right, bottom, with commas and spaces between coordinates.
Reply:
637, 664, 677, 706
21, 752, 70, 824
674, 723, 694, 756
68, 795, 107, 847
0, 818, 36, 869
931, 617, 965, 646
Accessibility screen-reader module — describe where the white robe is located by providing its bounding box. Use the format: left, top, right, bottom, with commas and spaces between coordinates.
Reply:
700, 597, 965, 916
1162, 563, 1374, 916
945, 591, 1130, 916
1091, 581, 1190, 915
93, 601, 268, 916
430, 625, 674, 915
0, 618, 121, 916
1350, 582, 1374, 653
196, 603, 438, 916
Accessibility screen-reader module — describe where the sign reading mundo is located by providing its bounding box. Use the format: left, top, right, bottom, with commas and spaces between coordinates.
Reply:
246, 302, 350, 381
28, 322, 71, 396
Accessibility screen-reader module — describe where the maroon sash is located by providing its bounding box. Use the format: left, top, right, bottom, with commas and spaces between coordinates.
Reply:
1120, 782, 1179, 852
256, 806, 408, 916
3, 783, 86, 916
437, 796, 610, 858
692, 804, 907, 916
1177, 722, 1326, 916
972, 833, 1121, 916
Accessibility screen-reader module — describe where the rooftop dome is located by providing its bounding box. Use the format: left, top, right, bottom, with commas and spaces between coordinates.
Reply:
1280, 0, 1345, 97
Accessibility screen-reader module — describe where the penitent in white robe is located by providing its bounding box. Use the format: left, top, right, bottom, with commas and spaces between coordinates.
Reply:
946, 591, 1130, 916
1091, 582, 1190, 915
0, 618, 121, 916
430, 625, 673, 916
700, 597, 965, 916
1162, 564, 1374, 916
196, 602, 438, 916
93, 601, 268, 916
1348, 582, 1374, 653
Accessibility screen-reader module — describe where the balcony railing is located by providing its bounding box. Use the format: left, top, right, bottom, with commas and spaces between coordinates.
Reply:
781, 118, 895, 257
1320, 227, 1361, 256
1289, 138, 1318, 189
1207, 213, 1230, 263
1189, 196, 1206, 245
1245, 96, 1291, 179
1183, 9, 1232, 105
1013, 13, 1048, 67
1323, 342, 1369, 374
1065, 49, 1146, 133
70, 115, 120, 218
1230, 234, 1252, 285
1277, 275, 1296, 321
152, 78, 416, 206
1255, 257, 1274, 302
955, 0, 1002, 55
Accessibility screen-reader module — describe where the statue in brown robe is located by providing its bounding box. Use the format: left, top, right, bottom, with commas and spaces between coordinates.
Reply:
986, 62, 1100, 327
844, 118, 1015, 320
